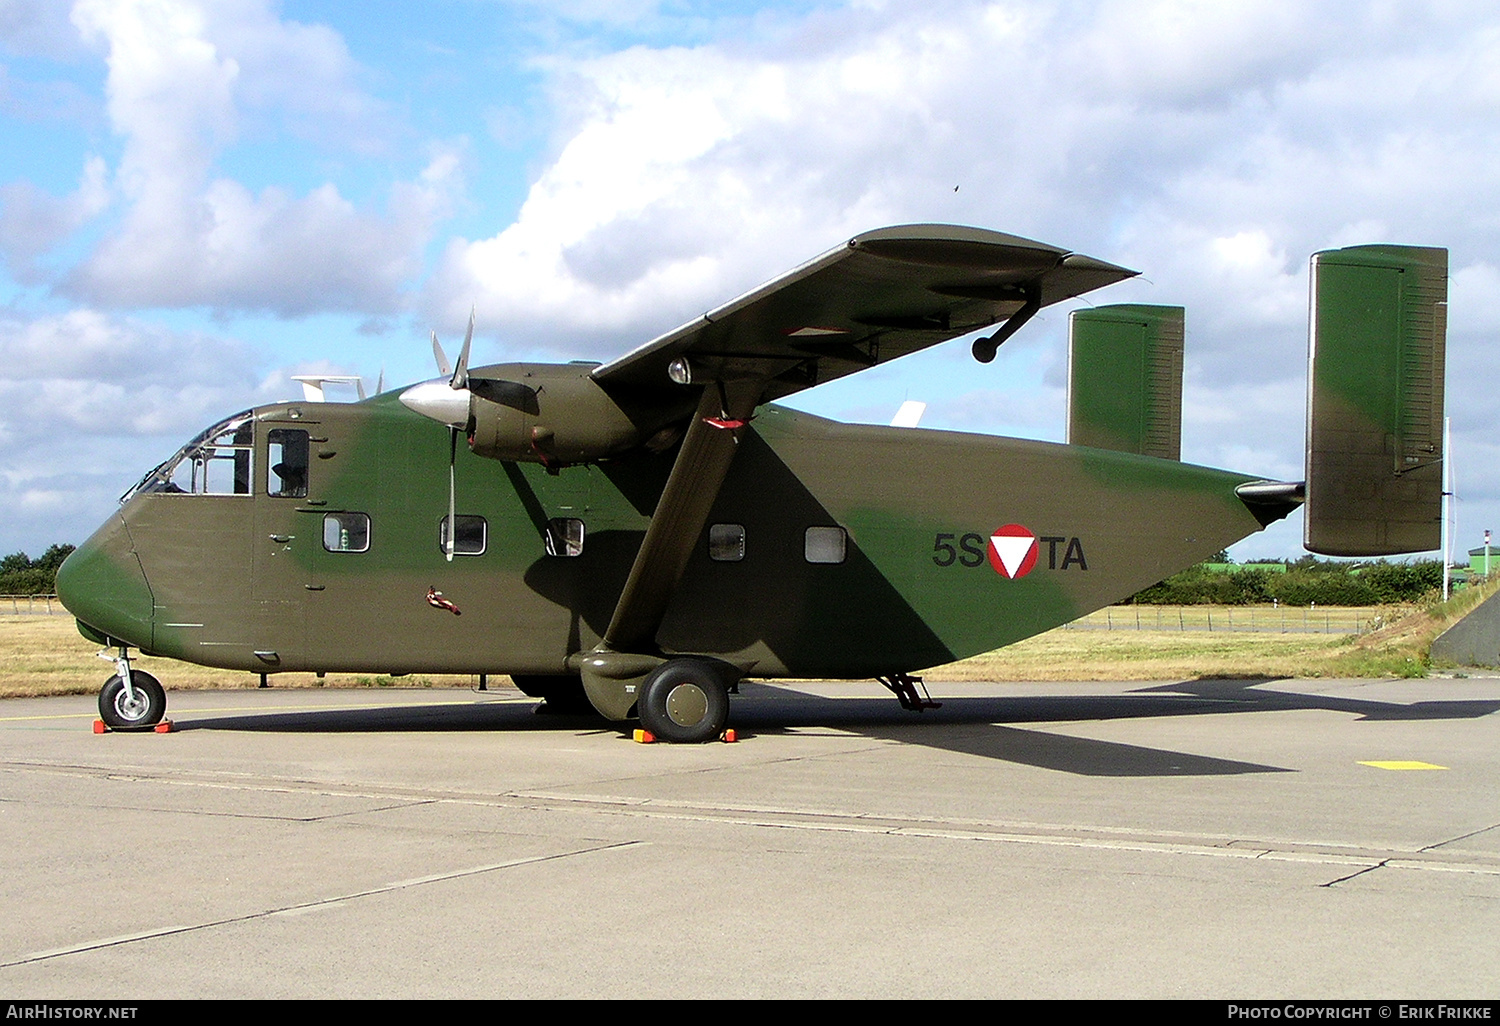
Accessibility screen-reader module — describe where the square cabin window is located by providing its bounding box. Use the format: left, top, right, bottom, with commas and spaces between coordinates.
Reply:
323, 512, 370, 553
804, 526, 847, 564
438, 515, 487, 556
544, 518, 585, 557
708, 524, 746, 562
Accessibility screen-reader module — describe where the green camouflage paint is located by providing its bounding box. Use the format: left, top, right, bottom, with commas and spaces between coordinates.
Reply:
61, 391, 1274, 687
1068, 304, 1185, 460
1306, 245, 1446, 555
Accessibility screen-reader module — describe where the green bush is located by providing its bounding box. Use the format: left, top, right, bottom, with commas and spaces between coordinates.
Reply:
1269, 570, 1378, 607
1127, 557, 1443, 606
1128, 565, 1275, 605
1360, 561, 1443, 602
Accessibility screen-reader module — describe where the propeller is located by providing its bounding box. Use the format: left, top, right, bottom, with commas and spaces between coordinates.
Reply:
445, 422, 458, 561
450, 307, 474, 391
440, 309, 474, 562
399, 309, 542, 554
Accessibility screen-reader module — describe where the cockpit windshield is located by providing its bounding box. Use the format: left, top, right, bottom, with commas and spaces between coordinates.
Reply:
125, 411, 255, 500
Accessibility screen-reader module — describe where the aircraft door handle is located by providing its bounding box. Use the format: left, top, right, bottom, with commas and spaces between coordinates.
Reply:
269, 534, 293, 543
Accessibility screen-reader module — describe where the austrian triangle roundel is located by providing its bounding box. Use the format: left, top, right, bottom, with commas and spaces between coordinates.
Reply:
987, 524, 1038, 579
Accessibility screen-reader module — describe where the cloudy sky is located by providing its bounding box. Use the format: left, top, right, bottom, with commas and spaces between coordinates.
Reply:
1, 0, 1497, 561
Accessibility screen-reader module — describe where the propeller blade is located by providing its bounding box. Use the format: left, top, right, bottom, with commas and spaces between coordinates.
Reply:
450, 307, 475, 391
375, 368, 384, 395
468, 377, 539, 413
446, 426, 458, 562
431, 331, 451, 378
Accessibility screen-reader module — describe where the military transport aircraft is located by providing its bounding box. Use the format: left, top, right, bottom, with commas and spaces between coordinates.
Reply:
56, 224, 1447, 742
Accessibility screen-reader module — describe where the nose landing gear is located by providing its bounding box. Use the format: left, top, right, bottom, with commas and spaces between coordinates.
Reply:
95, 647, 167, 730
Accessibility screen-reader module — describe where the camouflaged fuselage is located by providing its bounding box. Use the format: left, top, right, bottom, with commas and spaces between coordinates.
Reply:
59, 393, 1268, 679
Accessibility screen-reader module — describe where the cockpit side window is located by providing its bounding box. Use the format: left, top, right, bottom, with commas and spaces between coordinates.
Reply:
132, 413, 254, 497
267, 429, 310, 497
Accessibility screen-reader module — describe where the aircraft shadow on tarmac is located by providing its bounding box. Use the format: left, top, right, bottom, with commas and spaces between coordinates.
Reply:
173, 677, 1500, 778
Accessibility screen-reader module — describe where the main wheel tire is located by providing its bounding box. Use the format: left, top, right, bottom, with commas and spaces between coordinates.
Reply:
98, 671, 166, 730
638, 659, 730, 743
510, 674, 595, 715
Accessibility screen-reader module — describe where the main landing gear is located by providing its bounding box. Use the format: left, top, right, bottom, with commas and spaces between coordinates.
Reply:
637, 658, 732, 744
95, 647, 167, 730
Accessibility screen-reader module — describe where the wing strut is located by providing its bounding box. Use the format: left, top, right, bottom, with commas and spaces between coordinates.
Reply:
573, 379, 761, 718
603, 379, 761, 653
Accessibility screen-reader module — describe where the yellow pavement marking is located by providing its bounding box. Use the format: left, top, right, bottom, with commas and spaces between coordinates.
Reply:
1358, 760, 1448, 771
0, 697, 530, 723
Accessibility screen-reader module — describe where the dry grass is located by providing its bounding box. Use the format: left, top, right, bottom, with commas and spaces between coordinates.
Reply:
3, 581, 1494, 699
0, 615, 485, 699
927, 582, 1499, 681
925, 628, 1363, 681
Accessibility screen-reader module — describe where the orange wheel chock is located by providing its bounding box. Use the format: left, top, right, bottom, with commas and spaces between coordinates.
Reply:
93, 719, 177, 734
722, 729, 738, 743
633, 728, 655, 744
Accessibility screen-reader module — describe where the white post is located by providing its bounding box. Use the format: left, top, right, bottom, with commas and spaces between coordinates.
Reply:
1442, 416, 1452, 601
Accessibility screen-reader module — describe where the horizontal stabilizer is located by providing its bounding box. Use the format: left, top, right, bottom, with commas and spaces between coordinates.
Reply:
1305, 245, 1447, 556
290, 374, 366, 403
1067, 304, 1184, 460
890, 400, 926, 428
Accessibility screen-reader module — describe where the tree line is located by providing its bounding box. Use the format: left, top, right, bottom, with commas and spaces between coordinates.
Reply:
1125, 557, 1446, 606
0, 546, 76, 595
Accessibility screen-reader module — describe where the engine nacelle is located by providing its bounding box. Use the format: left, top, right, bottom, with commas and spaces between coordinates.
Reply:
467, 363, 668, 464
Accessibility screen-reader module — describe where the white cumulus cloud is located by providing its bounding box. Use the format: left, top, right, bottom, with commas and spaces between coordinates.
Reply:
42, 0, 457, 315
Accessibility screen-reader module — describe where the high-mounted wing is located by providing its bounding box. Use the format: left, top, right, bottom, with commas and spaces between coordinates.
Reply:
592, 224, 1135, 399
574, 225, 1136, 712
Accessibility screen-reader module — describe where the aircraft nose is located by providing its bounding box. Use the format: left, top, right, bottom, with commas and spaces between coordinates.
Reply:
56, 514, 154, 650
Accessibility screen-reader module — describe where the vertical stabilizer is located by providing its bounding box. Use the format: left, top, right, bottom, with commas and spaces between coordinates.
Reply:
1068, 304, 1184, 460
1305, 245, 1447, 556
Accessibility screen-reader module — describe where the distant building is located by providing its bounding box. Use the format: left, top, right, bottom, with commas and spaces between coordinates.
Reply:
1471, 542, 1496, 577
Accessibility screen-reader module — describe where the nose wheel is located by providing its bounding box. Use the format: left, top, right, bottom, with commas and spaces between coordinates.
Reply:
95, 647, 166, 730
98, 671, 166, 729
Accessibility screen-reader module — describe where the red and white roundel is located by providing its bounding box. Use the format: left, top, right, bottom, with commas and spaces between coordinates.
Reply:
987, 524, 1038, 579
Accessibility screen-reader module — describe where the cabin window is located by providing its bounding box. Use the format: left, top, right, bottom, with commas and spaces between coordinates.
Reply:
439, 515, 487, 556
323, 512, 370, 553
136, 413, 254, 496
804, 526, 847, 564
267, 428, 310, 497
708, 524, 745, 562
544, 518, 585, 557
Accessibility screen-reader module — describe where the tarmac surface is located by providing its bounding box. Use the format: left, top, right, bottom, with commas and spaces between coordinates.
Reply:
2, 676, 1498, 999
